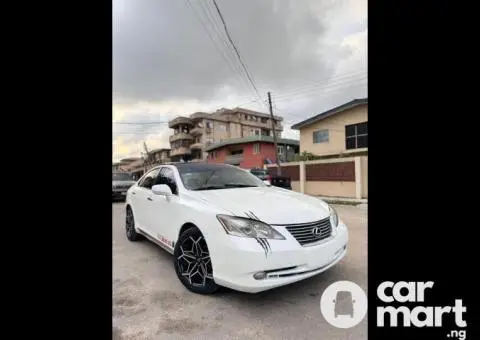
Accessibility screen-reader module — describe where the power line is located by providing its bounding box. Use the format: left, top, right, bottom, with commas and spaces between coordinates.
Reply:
211, 0, 264, 105
274, 74, 367, 101
183, 0, 251, 97
113, 77, 366, 128
271, 69, 367, 98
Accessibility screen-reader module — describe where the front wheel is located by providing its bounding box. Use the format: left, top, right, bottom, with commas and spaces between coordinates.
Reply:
173, 227, 219, 294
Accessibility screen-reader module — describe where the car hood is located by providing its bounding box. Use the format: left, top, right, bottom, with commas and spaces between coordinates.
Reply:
192, 187, 331, 225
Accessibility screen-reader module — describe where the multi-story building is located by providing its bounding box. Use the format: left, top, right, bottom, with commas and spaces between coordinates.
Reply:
168, 107, 284, 162
145, 148, 171, 168
117, 157, 145, 179
291, 98, 367, 156
205, 136, 299, 169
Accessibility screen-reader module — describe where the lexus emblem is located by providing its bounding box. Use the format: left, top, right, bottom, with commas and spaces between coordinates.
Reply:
312, 227, 323, 237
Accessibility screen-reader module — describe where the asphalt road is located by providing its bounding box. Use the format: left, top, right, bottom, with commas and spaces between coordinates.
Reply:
113, 202, 367, 340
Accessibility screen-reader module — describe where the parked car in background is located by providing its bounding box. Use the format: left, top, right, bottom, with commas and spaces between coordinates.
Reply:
124, 163, 348, 295
249, 168, 270, 184
249, 168, 292, 190
112, 172, 136, 201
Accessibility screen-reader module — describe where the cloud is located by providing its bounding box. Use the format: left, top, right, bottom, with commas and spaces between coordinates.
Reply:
112, 0, 367, 161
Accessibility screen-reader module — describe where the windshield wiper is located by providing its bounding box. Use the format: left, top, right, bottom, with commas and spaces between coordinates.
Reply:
223, 184, 258, 188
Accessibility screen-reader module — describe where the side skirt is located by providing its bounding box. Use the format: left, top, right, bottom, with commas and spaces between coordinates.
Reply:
136, 228, 175, 255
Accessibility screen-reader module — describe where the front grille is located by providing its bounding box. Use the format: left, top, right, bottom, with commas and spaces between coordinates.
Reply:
284, 217, 332, 246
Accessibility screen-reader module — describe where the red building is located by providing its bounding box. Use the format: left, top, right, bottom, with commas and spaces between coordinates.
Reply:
205, 136, 299, 169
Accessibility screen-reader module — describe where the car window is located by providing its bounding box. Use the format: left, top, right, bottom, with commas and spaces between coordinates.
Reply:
138, 168, 160, 190
155, 167, 178, 194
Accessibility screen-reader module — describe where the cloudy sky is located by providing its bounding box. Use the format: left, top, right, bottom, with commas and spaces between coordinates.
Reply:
113, 0, 367, 162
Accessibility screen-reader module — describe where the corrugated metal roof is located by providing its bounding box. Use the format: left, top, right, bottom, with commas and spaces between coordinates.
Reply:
204, 135, 299, 152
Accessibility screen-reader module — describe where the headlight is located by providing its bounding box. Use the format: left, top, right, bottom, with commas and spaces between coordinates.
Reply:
329, 205, 339, 228
216, 214, 285, 240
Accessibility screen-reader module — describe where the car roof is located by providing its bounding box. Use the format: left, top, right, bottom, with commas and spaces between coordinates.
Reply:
336, 291, 352, 296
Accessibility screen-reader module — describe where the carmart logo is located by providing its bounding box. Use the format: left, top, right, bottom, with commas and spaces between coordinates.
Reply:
377, 281, 467, 339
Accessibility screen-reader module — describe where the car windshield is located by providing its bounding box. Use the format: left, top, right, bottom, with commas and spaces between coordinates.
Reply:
336, 291, 352, 299
112, 173, 132, 181
177, 165, 265, 191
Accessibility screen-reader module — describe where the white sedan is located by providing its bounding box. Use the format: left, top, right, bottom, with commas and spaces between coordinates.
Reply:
125, 163, 348, 294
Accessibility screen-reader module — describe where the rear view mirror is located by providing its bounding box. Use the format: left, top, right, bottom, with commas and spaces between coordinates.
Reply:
152, 184, 172, 196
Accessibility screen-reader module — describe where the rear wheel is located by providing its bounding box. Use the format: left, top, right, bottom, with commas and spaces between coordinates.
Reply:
174, 227, 219, 294
125, 207, 143, 242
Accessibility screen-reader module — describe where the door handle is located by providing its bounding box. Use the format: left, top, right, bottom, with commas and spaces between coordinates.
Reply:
132, 192, 136, 195
147, 197, 153, 201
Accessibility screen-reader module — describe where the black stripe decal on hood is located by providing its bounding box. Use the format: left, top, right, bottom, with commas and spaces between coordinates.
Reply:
244, 212, 271, 257
259, 238, 271, 253
255, 238, 269, 258
249, 211, 261, 221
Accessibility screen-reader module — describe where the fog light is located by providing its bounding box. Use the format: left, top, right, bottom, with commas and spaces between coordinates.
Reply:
253, 271, 266, 280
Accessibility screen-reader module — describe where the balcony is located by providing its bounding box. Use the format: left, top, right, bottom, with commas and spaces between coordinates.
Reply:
169, 133, 194, 143
170, 147, 191, 157
241, 119, 284, 132
224, 154, 244, 165
190, 126, 203, 135
190, 142, 204, 150
168, 116, 193, 128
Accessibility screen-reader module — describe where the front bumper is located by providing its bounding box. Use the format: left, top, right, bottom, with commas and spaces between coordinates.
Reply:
211, 222, 348, 293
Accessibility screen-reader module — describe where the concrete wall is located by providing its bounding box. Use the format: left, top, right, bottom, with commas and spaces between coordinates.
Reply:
267, 156, 368, 199
299, 104, 368, 155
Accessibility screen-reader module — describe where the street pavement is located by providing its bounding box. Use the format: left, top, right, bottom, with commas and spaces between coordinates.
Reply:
113, 202, 367, 340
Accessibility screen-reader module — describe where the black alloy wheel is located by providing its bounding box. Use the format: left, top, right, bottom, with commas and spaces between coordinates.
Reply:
174, 227, 219, 294
125, 207, 142, 242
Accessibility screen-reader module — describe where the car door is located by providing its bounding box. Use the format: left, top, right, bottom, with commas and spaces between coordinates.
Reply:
145, 166, 180, 249
133, 167, 160, 234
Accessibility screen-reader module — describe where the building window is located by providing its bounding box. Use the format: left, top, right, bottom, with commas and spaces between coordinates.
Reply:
313, 130, 329, 144
206, 121, 213, 129
253, 143, 260, 154
345, 121, 368, 150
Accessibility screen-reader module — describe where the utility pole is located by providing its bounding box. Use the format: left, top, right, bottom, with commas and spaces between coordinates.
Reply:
268, 92, 282, 176
143, 141, 150, 172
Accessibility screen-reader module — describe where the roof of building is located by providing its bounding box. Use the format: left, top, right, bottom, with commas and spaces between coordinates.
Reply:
291, 98, 368, 130
204, 135, 299, 152
169, 107, 283, 125
149, 148, 170, 154
119, 157, 142, 163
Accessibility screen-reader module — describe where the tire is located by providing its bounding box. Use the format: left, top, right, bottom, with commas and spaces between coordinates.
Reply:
125, 207, 143, 242
174, 227, 219, 294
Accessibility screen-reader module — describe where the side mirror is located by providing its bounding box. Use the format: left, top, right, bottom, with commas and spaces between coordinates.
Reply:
152, 184, 172, 196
